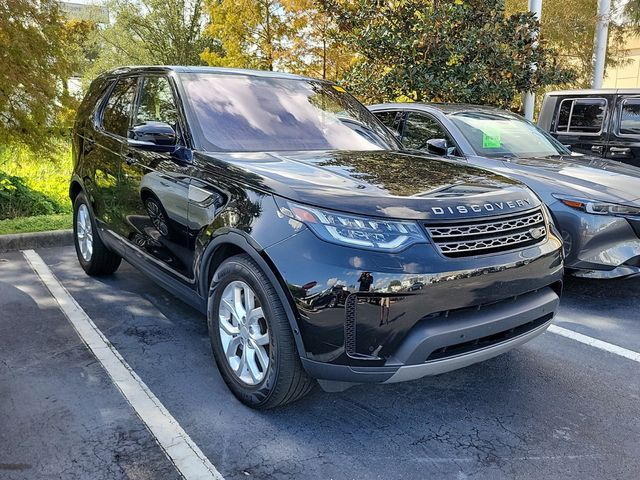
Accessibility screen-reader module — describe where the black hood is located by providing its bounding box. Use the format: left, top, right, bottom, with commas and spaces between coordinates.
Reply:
197, 150, 541, 220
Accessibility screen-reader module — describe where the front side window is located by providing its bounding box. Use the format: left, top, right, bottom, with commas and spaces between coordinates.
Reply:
619, 98, 640, 136
102, 77, 138, 137
180, 73, 398, 152
450, 111, 570, 158
556, 98, 606, 134
135, 76, 179, 131
374, 111, 403, 134
403, 112, 453, 150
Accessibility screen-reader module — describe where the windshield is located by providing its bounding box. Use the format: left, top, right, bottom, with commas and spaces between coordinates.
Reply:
449, 111, 571, 158
180, 73, 398, 152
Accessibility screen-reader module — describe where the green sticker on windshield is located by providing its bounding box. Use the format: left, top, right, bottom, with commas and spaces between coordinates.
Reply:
482, 129, 501, 148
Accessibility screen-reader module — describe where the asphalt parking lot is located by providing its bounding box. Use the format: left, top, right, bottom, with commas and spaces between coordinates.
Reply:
1, 246, 639, 480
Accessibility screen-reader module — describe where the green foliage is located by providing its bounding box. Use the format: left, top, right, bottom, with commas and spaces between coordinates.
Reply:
83, 0, 215, 81
203, 0, 291, 70
0, 214, 72, 235
329, 0, 576, 108
0, 0, 72, 150
0, 145, 72, 220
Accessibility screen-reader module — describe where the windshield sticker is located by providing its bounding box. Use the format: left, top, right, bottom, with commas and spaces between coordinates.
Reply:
332, 85, 346, 93
482, 129, 501, 148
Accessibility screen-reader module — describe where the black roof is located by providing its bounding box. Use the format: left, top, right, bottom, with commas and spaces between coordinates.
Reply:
545, 88, 640, 96
100, 65, 320, 82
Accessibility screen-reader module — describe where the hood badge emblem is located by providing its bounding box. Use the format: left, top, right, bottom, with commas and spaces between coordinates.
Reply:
431, 199, 532, 216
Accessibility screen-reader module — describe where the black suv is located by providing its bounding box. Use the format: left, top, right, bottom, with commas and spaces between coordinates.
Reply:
539, 89, 640, 168
71, 66, 563, 408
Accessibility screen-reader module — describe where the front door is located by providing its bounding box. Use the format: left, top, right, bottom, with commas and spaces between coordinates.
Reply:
119, 75, 193, 279
605, 95, 640, 167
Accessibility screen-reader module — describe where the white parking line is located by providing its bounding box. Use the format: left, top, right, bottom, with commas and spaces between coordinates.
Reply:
22, 250, 224, 480
549, 324, 640, 363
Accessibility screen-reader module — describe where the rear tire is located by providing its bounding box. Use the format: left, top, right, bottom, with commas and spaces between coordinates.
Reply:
73, 192, 121, 276
208, 254, 315, 409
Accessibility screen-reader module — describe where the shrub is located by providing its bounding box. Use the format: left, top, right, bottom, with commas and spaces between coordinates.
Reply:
0, 172, 67, 220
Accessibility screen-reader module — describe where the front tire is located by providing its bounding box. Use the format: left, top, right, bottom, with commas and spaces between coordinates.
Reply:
73, 192, 121, 276
208, 254, 314, 409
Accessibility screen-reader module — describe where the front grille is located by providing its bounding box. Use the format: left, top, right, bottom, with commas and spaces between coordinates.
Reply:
424, 208, 547, 257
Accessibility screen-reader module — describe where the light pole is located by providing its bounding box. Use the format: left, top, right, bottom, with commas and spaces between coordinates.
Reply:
523, 0, 542, 121
592, 0, 611, 89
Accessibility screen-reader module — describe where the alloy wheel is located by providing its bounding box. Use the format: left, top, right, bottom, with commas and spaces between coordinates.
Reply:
76, 203, 93, 262
218, 280, 270, 385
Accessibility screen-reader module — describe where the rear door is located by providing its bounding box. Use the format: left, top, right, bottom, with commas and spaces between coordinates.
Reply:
551, 96, 611, 156
88, 76, 138, 230
118, 74, 193, 279
606, 95, 640, 167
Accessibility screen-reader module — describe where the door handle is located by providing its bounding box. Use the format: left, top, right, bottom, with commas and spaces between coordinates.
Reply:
125, 155, 138, 165
609, 146, 631, 156
591, 145, 604, 155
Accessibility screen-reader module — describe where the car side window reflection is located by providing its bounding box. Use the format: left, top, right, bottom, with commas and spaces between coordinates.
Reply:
102, 77, 138, 137
403, 112, 454, 151
374, 111, 403, 134
136, 76, 180, 133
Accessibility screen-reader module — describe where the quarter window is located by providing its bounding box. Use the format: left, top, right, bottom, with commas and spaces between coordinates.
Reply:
102, 77, 138, 137
403, 112, 454, 150
556, 98, 606, 134
619, 98, 640, 136
135, 76, 179, 132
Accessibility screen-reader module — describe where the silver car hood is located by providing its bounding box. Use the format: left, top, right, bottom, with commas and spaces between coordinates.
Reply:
469, 154, 640, 205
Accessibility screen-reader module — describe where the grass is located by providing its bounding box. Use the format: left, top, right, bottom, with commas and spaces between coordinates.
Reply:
0, 213, 72, 235
0, 142, 72, 234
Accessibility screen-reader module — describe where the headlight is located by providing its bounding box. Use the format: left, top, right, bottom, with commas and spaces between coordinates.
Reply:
276, 199, 427, 251
553, 194, 640, 217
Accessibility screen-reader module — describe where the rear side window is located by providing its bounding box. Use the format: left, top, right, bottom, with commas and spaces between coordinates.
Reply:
556, 98, 606, 134
102, 77, 138, 137
619, 98, 640, 136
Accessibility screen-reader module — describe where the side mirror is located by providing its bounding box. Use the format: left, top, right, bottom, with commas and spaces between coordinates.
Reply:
563, 144, 572, 152
426, 138, 451, 156
129, 121, 176, 151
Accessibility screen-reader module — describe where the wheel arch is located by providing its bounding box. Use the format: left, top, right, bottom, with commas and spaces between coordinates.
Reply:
69, 178, 84, 202
199, 231, 308, 359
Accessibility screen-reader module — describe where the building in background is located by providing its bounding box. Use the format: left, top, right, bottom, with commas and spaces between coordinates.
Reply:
603, 35, 640, 88
59, 1, 109, 24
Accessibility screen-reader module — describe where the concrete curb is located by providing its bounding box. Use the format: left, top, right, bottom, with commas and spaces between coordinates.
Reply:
0, 230, 74, 253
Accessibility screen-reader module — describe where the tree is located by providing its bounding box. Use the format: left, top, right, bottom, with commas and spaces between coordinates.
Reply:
329, 0, 575, 108
280, 0, 354, 80
202, 0, 291, 70
0, 0, 71, 149
85, 0, 214, 80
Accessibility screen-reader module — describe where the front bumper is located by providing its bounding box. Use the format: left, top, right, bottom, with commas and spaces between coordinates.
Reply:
300, 286, 557, 386
264, 227, 563, 383
552, 202, 640, 279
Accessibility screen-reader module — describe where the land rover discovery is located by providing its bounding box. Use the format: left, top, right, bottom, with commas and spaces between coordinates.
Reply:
71, 66, 563, 408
